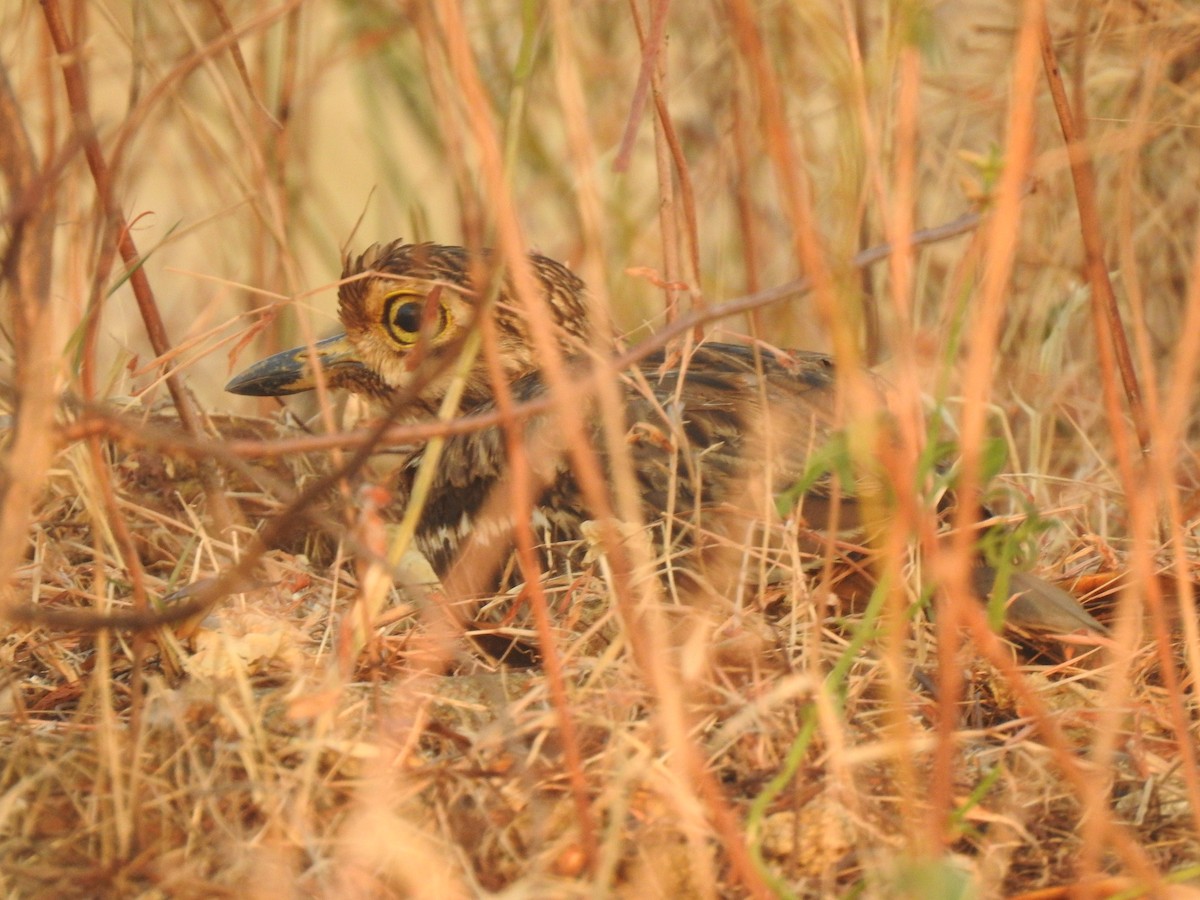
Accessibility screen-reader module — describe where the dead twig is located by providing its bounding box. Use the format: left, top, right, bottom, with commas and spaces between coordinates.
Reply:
1037, 17, 1149, 454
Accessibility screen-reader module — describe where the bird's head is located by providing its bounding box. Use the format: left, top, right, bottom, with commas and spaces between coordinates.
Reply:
226, 241, 590, 412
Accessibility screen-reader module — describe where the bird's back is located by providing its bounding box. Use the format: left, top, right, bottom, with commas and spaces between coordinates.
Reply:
405, 342, 851, 581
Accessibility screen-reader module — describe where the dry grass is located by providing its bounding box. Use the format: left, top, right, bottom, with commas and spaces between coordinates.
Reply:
2, 1, 1200, 897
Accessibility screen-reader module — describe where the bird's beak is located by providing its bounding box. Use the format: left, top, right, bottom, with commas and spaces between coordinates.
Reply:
225, 333, 366, 396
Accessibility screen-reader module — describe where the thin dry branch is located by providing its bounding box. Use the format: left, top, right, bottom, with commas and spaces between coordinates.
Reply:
1038, 16, 1149, 454
613, 0, 670, 174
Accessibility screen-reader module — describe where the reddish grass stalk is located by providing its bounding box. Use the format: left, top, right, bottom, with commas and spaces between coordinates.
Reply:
481, 291, 599, 875
625, 0, 702, 333
203, 0, 282, 128
1150, 213, 1200, 826
835, 0, 933, 854
546, 0, 656, 719
730, 85, 762, 306
885, 36, 935, 846
1112, 52, 1161, 466
614, 0, 670, 174
426, 4, 602, 873
939, 2, 1161, 886
39, 0, 236, 536
0, 63, 59, 611
723, 0, 855, 373
940, 0, 1038, 726
39, 0, 182, 418
1041, 10, 1200, 876
1037, 16, 1149, 453
649, 63, 682, 325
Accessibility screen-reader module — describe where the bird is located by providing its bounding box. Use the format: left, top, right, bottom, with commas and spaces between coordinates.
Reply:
226, 240, 1105, 637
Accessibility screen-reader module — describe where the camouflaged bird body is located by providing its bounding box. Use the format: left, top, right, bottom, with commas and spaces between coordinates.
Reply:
228, 240, 1106, 634
402, 342, 849, 579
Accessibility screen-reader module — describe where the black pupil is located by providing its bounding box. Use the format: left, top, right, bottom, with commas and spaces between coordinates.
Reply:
392, 300, 423, 334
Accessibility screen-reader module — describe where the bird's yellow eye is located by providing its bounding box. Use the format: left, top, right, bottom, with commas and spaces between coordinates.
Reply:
382, 290, 449, 346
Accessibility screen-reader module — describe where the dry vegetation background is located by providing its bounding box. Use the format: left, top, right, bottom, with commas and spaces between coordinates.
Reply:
1, 0, 1199, 897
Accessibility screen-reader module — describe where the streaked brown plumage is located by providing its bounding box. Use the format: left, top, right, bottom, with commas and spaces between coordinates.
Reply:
228, 240, 1105, 636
